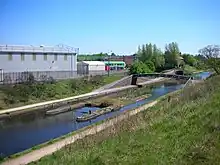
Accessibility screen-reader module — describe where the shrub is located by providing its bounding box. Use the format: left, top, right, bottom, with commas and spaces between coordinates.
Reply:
70, 79, 81, 91
16, 72, 35, 84
145, 61, 155, 72
129, 62, 153, 74
90, 75, 104, 86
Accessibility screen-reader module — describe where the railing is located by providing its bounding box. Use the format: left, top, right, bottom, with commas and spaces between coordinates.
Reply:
132, 73, 191, 79
0, 70, 128, 85
131, 73, 192, 85
0, 45, 79, 54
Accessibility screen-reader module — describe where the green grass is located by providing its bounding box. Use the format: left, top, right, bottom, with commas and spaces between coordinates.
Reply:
102, 75, 124, 84
0, 82, 152, 163
0, 75, 124, 110
30, 75, 220, 165
183, 65, 202, 75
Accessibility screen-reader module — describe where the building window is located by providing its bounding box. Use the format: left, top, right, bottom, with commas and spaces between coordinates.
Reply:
21, 53, 25, 61
54, 54, 58, 61
32, 53, 36, 61
64, 54, 68, 61
44, 53, 47, 61
8, 53, 12, 61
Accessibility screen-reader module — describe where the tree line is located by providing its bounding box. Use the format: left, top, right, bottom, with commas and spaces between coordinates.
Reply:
130, 42, 219, 74
78, 52, 116, 61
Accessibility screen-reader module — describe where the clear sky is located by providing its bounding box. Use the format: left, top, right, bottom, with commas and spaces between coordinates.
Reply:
0, 0, 219, 55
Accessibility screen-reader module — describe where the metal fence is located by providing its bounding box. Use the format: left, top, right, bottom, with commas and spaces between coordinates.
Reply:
0, 70, 128, 84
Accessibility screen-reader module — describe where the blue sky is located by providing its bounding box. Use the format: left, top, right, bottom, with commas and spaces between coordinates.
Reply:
0, 0, 219, 55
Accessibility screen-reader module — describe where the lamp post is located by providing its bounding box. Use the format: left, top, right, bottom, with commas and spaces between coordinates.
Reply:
108, 51, 112, 77
108, 54, 110, 77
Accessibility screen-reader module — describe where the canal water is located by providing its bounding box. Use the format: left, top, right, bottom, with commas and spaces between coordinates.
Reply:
0, 72, 211, 157
193, 71, 211, 80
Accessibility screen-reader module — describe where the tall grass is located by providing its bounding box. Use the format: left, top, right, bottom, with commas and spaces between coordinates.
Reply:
30, 75, 220, 165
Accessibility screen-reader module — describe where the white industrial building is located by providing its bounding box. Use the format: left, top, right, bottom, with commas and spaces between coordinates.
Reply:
0, 45, 78, 83
77, 61, 106, 75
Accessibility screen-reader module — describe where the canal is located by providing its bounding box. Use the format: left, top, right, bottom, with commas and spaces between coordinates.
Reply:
0, 72, 211, 158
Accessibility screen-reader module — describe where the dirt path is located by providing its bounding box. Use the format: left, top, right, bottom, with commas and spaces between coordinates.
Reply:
1, 101, 158, 165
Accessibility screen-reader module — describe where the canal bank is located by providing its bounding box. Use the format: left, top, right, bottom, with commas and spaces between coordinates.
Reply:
32, 73, 220, 165
0, 77, 166, 117
1, 79, 192, 165
0, 72, 212, 164
1, 99, 164, 165
0, 80, 183, 158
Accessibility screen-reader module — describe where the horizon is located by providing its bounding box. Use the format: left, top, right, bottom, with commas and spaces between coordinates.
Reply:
0, 0, 219, 55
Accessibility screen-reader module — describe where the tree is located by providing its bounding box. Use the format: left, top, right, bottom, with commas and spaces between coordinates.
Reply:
138, 43, 154, 63
151, 48, 165, 70
111, 52, 116, 56
145, 43, 153, 61
137, 44, 147, 62
137, 43, 165, 71
182, 54, 197, 66
129, 62, 153, 74
145, 61, 155, 72
199, 45, 220, 74
164, 42, 182, 68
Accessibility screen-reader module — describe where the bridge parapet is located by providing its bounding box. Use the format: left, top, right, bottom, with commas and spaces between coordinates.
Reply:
131, 73, 192, 85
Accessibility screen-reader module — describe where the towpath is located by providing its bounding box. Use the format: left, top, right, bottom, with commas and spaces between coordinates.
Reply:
0, 76, 166, 116
1, 101, 158, 165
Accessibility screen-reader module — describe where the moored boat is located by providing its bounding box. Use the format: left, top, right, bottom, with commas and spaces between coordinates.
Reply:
76, 105, 122, 122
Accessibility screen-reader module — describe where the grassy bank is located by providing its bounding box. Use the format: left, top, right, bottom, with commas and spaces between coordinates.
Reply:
183, 64, 202, 75
0, 75, 124, 110
31, 75, 220, 165
0, 83, 153, 162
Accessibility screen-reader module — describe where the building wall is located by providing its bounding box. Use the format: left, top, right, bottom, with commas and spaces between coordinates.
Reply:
109, 55, 134, 66
77, 62, 89, 75
88, 64, 105, 71
0, 52, 77, 73
123, 56, 134, 66
77, 61, 106, 75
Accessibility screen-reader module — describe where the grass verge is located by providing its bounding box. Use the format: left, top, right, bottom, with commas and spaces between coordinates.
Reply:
29, 75, 220, 165
0, 75, 124, 110
183, 65, 202, 75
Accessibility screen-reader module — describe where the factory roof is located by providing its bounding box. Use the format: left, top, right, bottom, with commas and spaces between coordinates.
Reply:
0, 45, 78, 54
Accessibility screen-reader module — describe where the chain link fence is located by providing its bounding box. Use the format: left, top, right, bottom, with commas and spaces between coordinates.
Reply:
0, 70, 128, 85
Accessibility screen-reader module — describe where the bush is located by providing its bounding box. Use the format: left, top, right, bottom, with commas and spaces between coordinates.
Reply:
90, 75, 104, 86
145, 61, 155, 72
30, 84, 47, 98
70, 79, 82, 91
16, 72, 35, 84
129, 62, 153, 74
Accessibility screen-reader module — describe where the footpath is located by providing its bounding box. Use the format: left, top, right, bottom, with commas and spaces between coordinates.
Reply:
1, 101, 158, 165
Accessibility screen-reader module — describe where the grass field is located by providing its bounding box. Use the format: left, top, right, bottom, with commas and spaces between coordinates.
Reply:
30, 75, 220, 165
